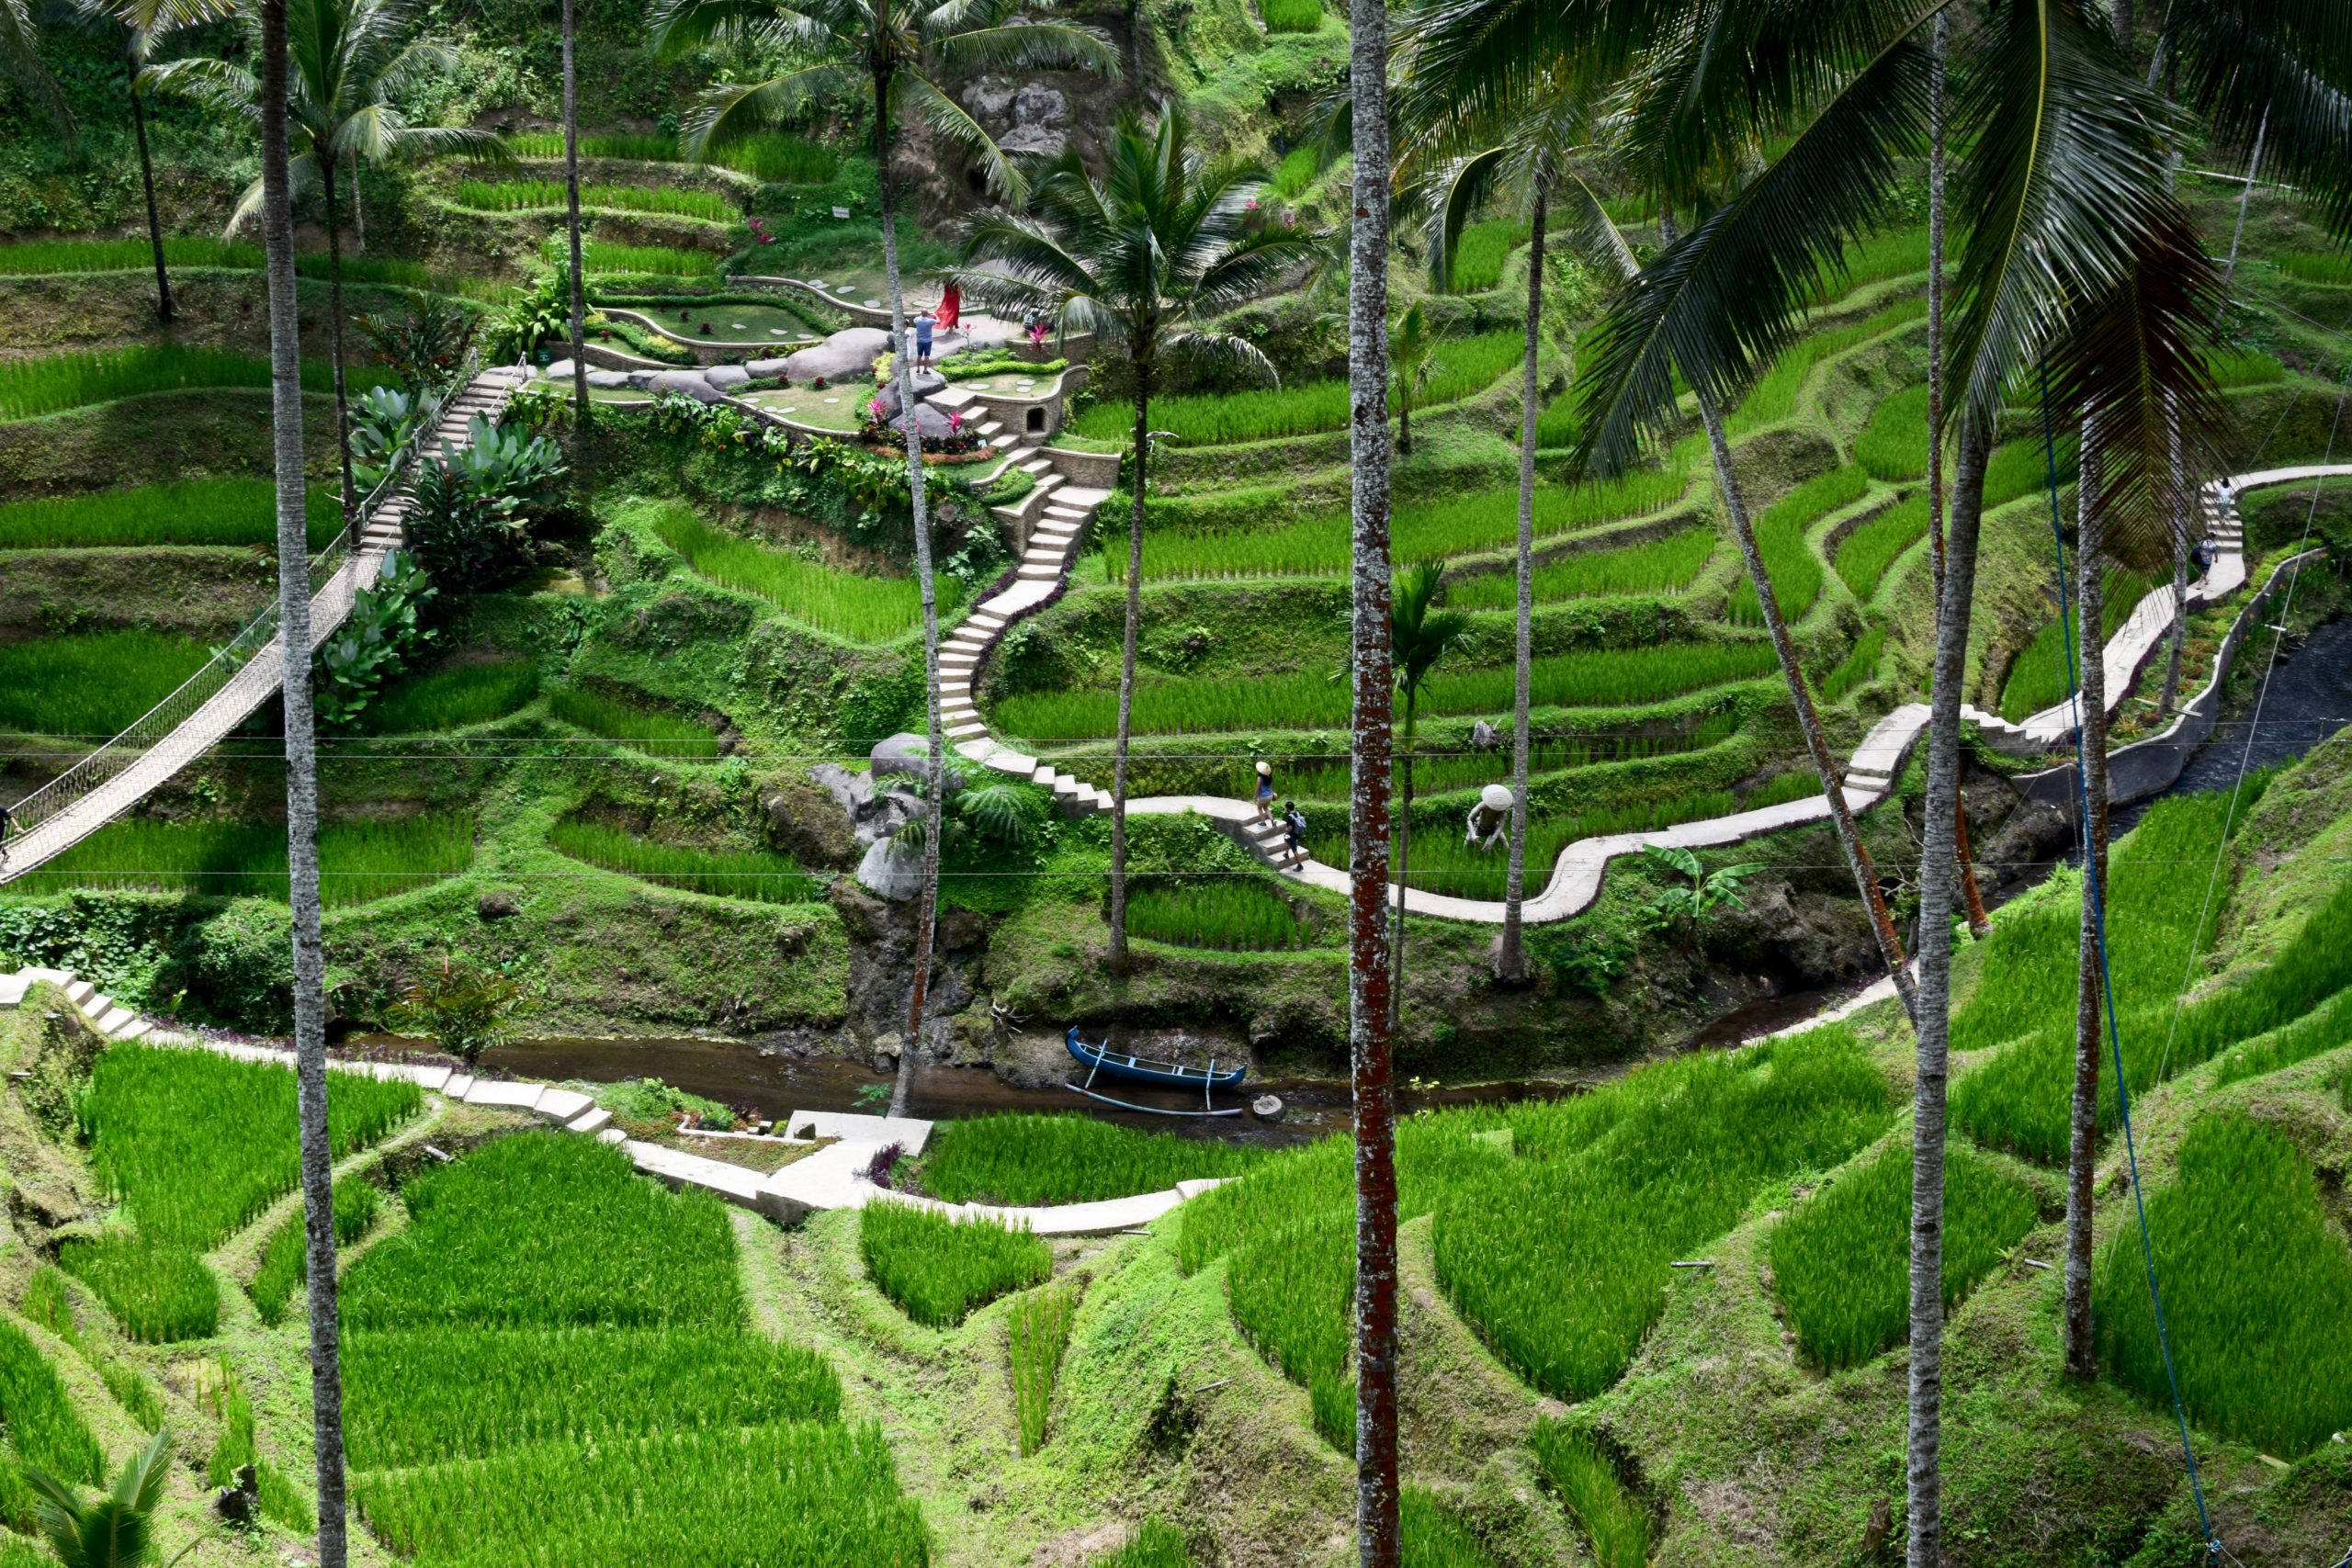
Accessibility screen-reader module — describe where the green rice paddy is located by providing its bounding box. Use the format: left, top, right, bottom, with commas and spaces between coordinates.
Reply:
1724, 465, 1867, 626
20, 816, 477, 906
918, 1113, 1265, 1206
1767, 1141, 2041, 1369
644, 499, 958, 641
57, 1233, 219, 1342
1257, 0, 1326, 32
248, 1178, 382, 1326
1008, 1282, 1077, 1455
1997, 567, 2155, 722
2095, 1116, 2352, 1456
547, 683, 723, 758
0, 345, 390, 422
453, 179, 735, 222
548, 818, 817, 904
1446, 217, 1530, 293
344, 1134, 921, 1565
0, 628, 214, 736
1068, 331, 1523, 446
859, 1202, 1050, 1327
581, 240, 718, 277
1125, 878, 1311, 951
1834, 494, 1930, 597
1443, 527, 1716, 608
1136, 468, 1693, 581
994, 641, 1776, 740
0, 479, 341, 551
1728, 300, 1926, 435
360, 658, 541, 733
506, 129, 838, 184
1532, 1422, 1652, 1568
0, 1320, 105, 1495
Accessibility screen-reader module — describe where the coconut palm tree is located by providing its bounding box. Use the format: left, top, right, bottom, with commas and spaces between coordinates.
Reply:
249, 0, 351, 1557
1345, 0, 1399, 1554
77, 0, 225, 322
560, 0, 586, 427
1389, 53, 1593, 986
1388, 299, 1439, 456
1385, 558, 1467, 1032
650, 0, 1117, 1083
27, 1427, 185, 1568
145, 0, 505, 518
946, 104, 1320, 973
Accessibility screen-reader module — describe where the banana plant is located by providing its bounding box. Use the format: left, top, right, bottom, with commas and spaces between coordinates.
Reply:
1641, 844, 1765, 953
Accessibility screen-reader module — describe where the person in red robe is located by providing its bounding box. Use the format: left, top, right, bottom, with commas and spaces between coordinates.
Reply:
936, 282, 961, 331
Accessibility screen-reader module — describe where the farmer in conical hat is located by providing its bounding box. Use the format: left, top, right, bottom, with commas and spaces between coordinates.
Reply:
1466, 783, 1513, 852
1251, 760, 1274, 825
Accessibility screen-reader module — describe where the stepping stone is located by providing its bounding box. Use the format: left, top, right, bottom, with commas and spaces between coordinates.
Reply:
947, 721, 989, 739
443, 1073, 477, 1099
536, 1087, 594, 1123
467, 1080, 547, 1112
567, 1107, 614, 1135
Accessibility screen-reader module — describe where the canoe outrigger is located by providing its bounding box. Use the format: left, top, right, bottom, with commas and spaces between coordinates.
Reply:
1065, 1026, 1246, 1117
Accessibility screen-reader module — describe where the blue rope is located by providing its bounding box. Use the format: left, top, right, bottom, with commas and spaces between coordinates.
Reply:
2038, 360, 2220, 1559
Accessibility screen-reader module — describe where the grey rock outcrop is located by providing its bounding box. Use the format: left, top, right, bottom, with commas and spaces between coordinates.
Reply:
786, 326, 889, 384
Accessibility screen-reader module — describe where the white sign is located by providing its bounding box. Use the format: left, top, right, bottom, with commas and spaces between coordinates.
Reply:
831, 206, 852, 220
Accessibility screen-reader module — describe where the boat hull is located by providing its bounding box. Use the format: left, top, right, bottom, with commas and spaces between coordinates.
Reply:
1065, 1027, 1248, 1090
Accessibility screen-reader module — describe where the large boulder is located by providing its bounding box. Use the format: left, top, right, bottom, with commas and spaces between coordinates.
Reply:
854, 838, 926, 902
584, 369, 631, 389
746, 357, 792, 378
888, 402, 960, 440
870, 731, 962, 790
786, 326, 889, 385
871, 368, 948, 416
649, 369, 722, 404
705, 364, 752, 389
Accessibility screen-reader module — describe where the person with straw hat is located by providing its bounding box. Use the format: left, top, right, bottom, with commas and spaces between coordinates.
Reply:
1466, 783, 1512, 852
1251, 760, 1274, 825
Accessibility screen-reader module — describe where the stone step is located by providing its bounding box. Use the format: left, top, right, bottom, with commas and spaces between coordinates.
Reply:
1045, 505, 1091, 522
1020, 458, 1053, 475
567, 1107, 614, 1136
1021, 547, 1069, 565
1016, 564, 1060, 581
946, 720, 990, 739
989, 434, 1019, 448
1056, 486, 1114, 507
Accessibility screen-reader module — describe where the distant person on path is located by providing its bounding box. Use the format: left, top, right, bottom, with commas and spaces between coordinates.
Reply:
0, 799, 12, 863
2190, 535, 2218, 578
1252, 761, 1274, 825
936, 284, 960, 332
914, 309, 937, 370
2217, 477, 2236, 511
1280, 802, 1307, 868
1465, 784, 1511, 852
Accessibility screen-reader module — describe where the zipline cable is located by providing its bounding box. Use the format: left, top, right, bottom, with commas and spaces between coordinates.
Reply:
2038, 357, 2219, 1560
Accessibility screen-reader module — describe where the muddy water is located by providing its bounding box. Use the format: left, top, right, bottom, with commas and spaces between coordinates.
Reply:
363, 1034, 1589, 1149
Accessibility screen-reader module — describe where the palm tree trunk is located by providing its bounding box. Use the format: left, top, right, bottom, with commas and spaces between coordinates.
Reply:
348, 152, 363, 252
1663, 205, 1915, 1022
1346, 0, 1400, 1550
1906, 411, 1993, 1568
2062, 443, 2110, 1382
256, 3, 347, 1562
130, 67, 171, 323
1108, 367, 1150, 974
1693, 388, 1917, 1022
876, 80, 944, 1115
1386, 705, 1413, 1035
319, 154, 357, 522
1927, 16, 1992, 942
1496, 184, 1545, 984
561, 0, 588, 429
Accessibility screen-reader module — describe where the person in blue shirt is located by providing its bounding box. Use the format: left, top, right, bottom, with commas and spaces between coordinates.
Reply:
1252, 760, 1274, 824
914, 309, 937, 370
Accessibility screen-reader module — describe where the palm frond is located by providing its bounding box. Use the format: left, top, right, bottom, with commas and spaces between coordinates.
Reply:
647, 0, 823, 59
897, 69, 1026, 204
1419, 147, 1508, 291
2169, 0, 2352, 243
927, 19, 1119, 77
1568, 29, 1926, 476
680, 66, 843, 156
1164, 327, 1281, 389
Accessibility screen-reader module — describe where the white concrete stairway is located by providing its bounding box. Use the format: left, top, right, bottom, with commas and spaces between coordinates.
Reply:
925, 467, 2343, 921
0, 367, 531, 885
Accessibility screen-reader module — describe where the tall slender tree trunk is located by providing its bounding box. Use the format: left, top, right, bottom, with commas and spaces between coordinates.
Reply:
257, 2, 348, 1561
320, 155, 357, 520
1926, 17, 1992, 941
1694, 389, 1917, 1022
130, 69, 172, 323
1666, 205, 1915, 1023
561, 0, 588, 429
348, 152, 364, 253
1386, 706, 1413, 1034
1346, 0, 1399, 1551
1496, 185, 1544, 984
878, 84, 944, 1116
1907, 412, 1993, 1568
2154, 404, 2191, 724
1396, 393, 1410, 457
1108, 366, 1151, 972
2062, 443, 2110, 1382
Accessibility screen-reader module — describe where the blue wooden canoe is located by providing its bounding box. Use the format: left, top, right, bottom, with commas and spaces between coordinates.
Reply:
1066, 1026, 1248, 1090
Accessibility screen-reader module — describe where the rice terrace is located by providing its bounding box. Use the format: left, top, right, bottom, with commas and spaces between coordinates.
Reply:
2, 0, 2351, 1562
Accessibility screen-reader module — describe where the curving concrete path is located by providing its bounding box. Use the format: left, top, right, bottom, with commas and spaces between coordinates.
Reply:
942, 466, 2352, 922
1, 966, 1215, 1237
